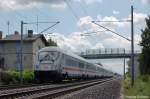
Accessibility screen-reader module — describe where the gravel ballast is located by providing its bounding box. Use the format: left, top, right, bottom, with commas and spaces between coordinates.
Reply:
55, 78, 122, 99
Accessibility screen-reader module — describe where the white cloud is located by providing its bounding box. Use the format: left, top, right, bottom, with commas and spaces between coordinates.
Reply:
113, 10, 120, 15
92, 43, 104, 49
133, 13, 147, 24
75, 0, 103, 4
77, 16, 94, 29
141, 0, 150, 5
0, 0, 102, 10
47, 13, 146, 52
0, 0, 67, 10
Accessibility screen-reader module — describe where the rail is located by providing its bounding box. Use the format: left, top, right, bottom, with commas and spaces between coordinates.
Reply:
0, 78, 114, 99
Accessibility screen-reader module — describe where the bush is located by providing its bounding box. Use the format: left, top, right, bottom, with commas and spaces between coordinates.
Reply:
140, 75, 149, 82
23, 70, 34, 84
1, 71, 13, 84
1, 70, 35, 85
125, 75, 150, 96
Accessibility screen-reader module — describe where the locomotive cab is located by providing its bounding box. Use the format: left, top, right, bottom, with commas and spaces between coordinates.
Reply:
34, 48, 62, 82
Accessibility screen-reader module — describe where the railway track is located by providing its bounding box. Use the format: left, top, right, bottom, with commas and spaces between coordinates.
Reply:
0, 83, 50, 91
0, 78, 114, 99
0, 79, 80, 91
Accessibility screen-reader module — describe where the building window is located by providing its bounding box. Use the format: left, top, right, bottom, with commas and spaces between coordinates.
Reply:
24, 56, 26, 61
0, 58, 4, 69
38, 46, 41, 50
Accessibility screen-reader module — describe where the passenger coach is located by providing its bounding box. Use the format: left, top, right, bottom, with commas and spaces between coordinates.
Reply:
34, 47, 113, 82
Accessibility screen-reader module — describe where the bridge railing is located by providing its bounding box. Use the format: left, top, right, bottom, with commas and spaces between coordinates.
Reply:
79, 48, 141, 55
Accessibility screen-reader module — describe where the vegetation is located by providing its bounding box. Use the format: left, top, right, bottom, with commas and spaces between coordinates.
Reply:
124, 75, 150, 97
124, 16, 150, 98
47, 38, 57, 46
139, 16, 150, 75
0, 70, 34, 85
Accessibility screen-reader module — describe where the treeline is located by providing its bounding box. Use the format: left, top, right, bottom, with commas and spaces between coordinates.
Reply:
139, 16, 150, 75
47, 38, 57, 46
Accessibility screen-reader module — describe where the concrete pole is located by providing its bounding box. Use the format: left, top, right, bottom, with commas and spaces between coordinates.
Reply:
131, 5, 134, 86
123, 49, 126, 79
20, 21, 23, 84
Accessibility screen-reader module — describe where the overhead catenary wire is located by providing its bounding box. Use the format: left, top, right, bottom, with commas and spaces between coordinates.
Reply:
92, 21, 131, 41
64, 0, 101, 36
93, 20, 131, 23
78, 0, 89, 16
64, 0, 80, 21
80, 30, 108, 36
40, 21, 60, 33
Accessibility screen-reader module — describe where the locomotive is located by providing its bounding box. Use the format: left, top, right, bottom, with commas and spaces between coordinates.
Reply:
34, 47, 113, 82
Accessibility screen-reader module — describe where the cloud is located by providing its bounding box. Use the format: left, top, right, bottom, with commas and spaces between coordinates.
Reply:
47, 13, 146, 52
133, 13, 147, 24
141, 0, 150, 5
113, 10, 120, 15
0, 0, 102, 10
75, 0, 103, 4
0, 0, 66, 10
47, 32, 92, 52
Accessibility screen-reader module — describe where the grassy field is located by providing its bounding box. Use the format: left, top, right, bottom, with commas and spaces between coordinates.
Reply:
124, 75, 150, 98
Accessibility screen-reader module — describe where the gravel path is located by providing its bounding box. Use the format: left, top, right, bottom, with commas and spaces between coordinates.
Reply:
55, 78, 122, 99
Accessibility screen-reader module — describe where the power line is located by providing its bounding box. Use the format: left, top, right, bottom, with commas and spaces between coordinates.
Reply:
40, 21, 60, 33
93, 20, 131, 22
78, 0, 89, 16
64, 0, 79, 21
92, 21, 131, 41
80, 30, 108, 36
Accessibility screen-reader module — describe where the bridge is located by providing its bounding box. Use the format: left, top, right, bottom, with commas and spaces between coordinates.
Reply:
78, 48, 141, 59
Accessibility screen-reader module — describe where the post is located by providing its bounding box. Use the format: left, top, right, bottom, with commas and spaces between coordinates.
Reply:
20, 21, 23, 84
7, 21, 10, 35
131, 5, 134, 86
123, 49, 126, 79
37, 16, 39, 33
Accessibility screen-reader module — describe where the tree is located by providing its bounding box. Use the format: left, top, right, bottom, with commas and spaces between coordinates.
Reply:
139, 16, 150, 75
47, 38, 57, 46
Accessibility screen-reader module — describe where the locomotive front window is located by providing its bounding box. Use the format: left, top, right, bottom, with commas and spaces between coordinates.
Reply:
38, 51, 59, 63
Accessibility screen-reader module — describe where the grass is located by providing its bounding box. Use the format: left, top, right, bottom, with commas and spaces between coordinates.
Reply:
124, 75, 150, 98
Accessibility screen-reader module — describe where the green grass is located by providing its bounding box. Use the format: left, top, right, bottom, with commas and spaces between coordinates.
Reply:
124, 75, 150, 98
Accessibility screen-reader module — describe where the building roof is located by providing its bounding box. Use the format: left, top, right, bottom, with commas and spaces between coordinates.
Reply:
0, 34, 49, 46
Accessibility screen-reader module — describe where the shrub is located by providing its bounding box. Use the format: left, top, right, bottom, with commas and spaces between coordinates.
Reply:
23, 70, 34, 83
1, 71, 13, 84
139, 75, 149, 82
1, 70, 35, 85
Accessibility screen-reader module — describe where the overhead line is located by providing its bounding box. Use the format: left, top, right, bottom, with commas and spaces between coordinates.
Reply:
94, 20, 131, 22
79, 0, 89, 16
64, 0, 79, 21
92, 21, 131, 41
80, 30, 108, 36
40, 21, 60, 33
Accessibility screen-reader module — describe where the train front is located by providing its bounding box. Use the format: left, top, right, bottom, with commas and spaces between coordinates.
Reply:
34, 48, 61, 82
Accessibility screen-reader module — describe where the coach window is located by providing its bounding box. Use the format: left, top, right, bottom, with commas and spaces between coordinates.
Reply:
79, 62, 84, 68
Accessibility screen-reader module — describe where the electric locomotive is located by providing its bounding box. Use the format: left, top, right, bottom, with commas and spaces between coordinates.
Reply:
34, 47, 113, 82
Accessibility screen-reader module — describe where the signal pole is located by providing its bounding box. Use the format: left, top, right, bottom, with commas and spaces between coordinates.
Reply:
123, 48, 126, 79
7, 21, 10, 35
19, 20, 59, 84
131, 5, 134, 86
20, 21, 24, 84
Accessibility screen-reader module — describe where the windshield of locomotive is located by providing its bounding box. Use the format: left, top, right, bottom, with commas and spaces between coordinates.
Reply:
38, 51, 59, 63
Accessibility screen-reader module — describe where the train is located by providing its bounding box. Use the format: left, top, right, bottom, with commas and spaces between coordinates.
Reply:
34, 47, 114, 82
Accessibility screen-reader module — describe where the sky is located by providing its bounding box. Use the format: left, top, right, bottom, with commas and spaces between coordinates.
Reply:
0, 0, 149, 74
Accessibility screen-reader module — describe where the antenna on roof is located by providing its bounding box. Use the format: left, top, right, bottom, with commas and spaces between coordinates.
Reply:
7, 21, 10, 35
37, 16, 39, 33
